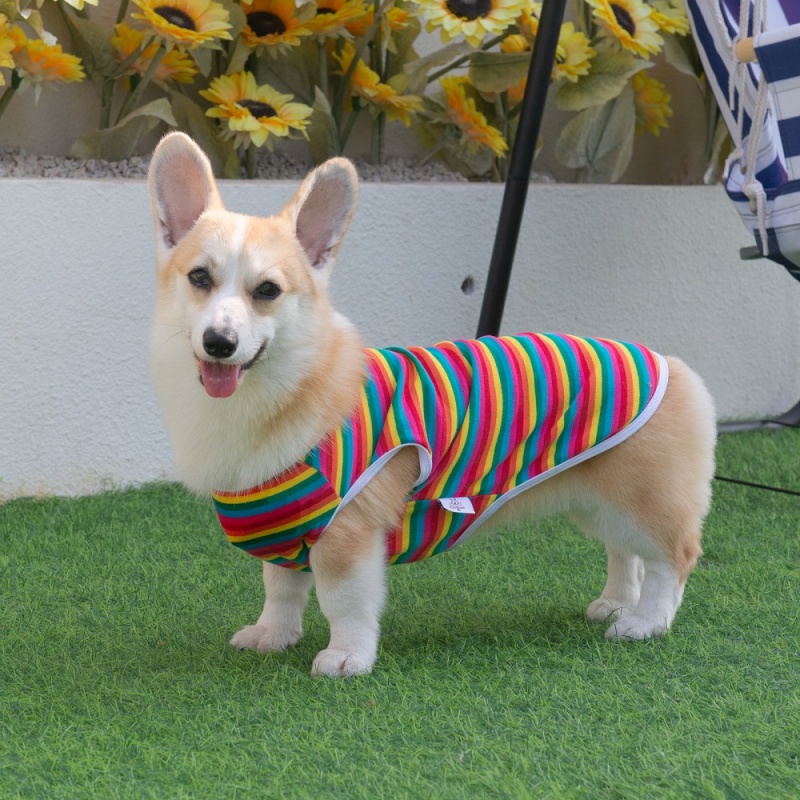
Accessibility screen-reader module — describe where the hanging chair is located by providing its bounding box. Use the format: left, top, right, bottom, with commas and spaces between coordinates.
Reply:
686, 0, 800, 281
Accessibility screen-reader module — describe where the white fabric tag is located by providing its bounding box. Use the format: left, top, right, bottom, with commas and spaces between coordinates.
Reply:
438, 497, 475, 514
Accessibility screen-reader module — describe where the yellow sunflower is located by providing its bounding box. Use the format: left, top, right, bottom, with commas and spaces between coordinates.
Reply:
439, 75, 507, 157
586, 0, 662, 57
304, 0, 369, 37
200, 71, 312, 148
0, 15, 14, 86
553, 22, 594, 82
499, 21, 593, 104
10, 27, 85, 84
518, 2, 541, 41
240, 0, 315, 54
414, 0, 528, 48
345, 5, 413, 37
131, 0, 232, 50
331, 41, 422, 126
111, 23, 198, 84
632, 70, 672, 135
650, 0, 690, 36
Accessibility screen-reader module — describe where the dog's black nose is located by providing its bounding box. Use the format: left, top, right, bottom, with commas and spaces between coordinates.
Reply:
203, 328, 238, 358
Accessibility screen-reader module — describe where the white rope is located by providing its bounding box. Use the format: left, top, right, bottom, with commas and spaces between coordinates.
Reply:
718, 0, 747, 177
733, 0, 771, 249
733, 0, 751, 151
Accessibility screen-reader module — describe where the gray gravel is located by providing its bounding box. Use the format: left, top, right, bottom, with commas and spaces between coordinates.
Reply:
0, 145, 469, 181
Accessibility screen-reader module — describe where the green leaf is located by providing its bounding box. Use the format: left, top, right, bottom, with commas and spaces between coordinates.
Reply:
68, 98, 178, 161
662, 34, 702, 81
468, 50, 530, 94
442, 133, 493, 178
23, 9, 43, 36
256, 41, 315, 104
225, 37, 251, 76
555, 49, 648, 112
167, 90, 237, 177
386, 15, 421, 64
60, 12, 116, 79
217, 0, 247, 41
403, 40, 474, 95
307, 86, 340, 164
555, 86, 635, 183
191, 46, 213, 77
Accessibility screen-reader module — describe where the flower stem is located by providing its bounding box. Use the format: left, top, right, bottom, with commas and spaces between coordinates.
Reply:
413, 137, 446, 168
116, 0, 131, 26
371, 113, 385, 165
0, 71, 21, 122
494, 92, 509, 181
246, 143, 257, 179
115, 42, 166, 124
369, 0, 386, 165
100, 78, 115, 128
318, 39, 328, 97
109, 40, 150, 81
339, 107, 361, 150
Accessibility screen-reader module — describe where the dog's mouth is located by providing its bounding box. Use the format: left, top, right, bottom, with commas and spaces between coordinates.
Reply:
198, 341, 267, 399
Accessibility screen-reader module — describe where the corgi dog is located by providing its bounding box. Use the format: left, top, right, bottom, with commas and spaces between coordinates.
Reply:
147, 132, 717, 678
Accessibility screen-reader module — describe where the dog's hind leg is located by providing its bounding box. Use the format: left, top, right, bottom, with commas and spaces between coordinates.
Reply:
583, 502, 699, 640
571, 499, 698, 640
573, 356, 713, 639
604, 557, 686, 641
230, 562, 314, 652
585, 542, 644, 624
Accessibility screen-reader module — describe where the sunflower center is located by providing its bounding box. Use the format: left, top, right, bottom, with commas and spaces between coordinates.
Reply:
444, 0, 492, 21
240, 99, 277, 119
610, 4, 636, 36
247, 11, 287, 36
154, 6, 198, 30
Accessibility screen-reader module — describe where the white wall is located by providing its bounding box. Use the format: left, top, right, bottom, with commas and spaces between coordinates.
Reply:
1, 178, 798, 500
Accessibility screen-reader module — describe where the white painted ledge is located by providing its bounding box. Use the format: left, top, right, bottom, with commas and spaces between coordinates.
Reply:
1, 179, 798, 499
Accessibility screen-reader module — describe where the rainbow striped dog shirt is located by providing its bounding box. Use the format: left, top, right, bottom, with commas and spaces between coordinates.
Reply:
213, 333, 668, 571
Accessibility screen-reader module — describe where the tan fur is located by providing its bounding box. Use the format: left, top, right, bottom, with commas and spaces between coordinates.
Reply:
312, 447, 420, 581
147, 132, 718, 676
484, 356, 712, 582
259, 319, 367, 464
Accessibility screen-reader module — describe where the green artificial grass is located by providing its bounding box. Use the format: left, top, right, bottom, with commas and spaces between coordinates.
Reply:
1, 428, 799, 799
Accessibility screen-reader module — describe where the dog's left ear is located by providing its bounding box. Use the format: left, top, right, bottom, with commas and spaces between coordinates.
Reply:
282, 158, 359, 276
148, 132, 223, 266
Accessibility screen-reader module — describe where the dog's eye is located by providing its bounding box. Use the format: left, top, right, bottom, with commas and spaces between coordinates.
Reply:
188, 268, 212, 290
254, 281, 281, 300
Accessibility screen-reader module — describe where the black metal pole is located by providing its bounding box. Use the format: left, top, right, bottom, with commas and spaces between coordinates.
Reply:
476, 0, 568, 338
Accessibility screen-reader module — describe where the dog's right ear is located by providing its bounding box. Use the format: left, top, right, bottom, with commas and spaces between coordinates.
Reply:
148, 132, 223, 265
281, 157, 359, 282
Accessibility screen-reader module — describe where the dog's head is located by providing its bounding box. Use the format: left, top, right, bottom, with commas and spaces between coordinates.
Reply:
147, 132, 358, 399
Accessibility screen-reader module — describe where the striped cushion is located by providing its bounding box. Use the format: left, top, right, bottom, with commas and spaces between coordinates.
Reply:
687, 0, 800, 278
213, 334, 667, 571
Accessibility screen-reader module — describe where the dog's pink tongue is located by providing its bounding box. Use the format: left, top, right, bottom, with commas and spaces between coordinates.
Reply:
199, 361, 241, 398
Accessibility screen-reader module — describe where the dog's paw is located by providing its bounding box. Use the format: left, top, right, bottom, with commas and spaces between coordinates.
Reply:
604, 614, 668, 641
229, 623, 303, 653
310, 648, 375, 678
586, 596, 634, 624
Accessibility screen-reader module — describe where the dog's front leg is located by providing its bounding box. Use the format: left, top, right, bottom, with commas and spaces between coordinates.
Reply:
230, 562, 314, 652
309, 524, 387, 678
